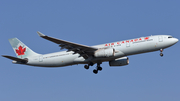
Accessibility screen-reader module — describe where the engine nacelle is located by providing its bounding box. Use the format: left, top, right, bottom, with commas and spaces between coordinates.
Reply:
94, 48, 115, 58
109, 57, 129, 66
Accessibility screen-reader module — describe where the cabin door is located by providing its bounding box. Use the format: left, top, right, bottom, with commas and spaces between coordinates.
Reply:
159, 36, 163, 42
39, 56, 43, 62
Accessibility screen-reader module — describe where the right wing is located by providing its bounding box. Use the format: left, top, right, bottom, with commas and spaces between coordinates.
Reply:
37, 31, 98, 59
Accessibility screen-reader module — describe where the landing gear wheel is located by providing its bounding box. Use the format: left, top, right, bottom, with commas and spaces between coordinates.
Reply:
97, 67, 102, 71
93, 69, 98, 74
160, 53, 163, 57
84, 65, 89, 69
89, 62, 94, 66
159, 49, 164, 57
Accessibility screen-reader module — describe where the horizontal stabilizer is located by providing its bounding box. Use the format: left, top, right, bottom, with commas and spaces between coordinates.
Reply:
2, 55, 28, 63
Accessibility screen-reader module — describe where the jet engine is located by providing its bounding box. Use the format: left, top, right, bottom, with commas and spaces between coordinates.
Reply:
109, 57, 129, 66
94, 48, 115, 58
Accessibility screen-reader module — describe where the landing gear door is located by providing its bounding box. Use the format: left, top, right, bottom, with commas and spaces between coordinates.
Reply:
159, 36, 163, 42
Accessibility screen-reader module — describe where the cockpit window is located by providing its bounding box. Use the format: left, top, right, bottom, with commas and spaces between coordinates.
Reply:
168, 36, 173, 38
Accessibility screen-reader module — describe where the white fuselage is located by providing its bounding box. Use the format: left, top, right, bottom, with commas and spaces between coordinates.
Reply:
24, 35, 178, 67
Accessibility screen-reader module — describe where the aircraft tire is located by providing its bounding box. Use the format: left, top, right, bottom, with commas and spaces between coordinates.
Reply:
93, 69, 98, 74
89, 62, 94, 66
84, 65, 89, 69
98, 67, 102, 71
160, 53, 163, 57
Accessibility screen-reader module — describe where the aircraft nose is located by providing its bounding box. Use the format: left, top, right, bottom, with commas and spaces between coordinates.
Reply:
173, 38, 179, 44
174, 38, 179, 43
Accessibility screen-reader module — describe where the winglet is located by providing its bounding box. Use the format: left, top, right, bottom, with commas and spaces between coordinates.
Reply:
37, 31, 45, 37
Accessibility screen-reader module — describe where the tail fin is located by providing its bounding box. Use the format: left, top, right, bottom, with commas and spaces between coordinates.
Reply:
8, 38, 40, 59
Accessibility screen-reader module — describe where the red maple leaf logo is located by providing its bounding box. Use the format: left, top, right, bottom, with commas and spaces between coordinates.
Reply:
15, 46, 26, 56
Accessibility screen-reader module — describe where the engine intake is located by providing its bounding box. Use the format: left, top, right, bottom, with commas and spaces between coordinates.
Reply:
109, 57, 129, 66
94, 48, 115, 58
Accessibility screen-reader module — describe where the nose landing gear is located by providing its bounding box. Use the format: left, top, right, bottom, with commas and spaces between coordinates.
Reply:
160, 49, 163, 57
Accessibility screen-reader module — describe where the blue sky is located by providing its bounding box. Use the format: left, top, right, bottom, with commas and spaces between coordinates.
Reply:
1, 0, 180, 101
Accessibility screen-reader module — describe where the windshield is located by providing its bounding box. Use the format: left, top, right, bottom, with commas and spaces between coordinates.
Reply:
168, 36, 173, 38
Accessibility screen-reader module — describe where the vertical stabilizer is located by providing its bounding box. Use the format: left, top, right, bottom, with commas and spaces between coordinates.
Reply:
8, 38, 40, 59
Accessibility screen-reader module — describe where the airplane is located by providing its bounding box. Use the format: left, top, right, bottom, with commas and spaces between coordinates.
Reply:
2, 32, 179, 74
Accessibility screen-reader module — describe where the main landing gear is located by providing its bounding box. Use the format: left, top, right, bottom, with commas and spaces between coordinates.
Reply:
84, 62, 102, 74
84, 62, 94, 70
93, 63, 102, 74
160, 49, 163, 57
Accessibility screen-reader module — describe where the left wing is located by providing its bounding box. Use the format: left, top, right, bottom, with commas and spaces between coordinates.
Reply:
37, 31, 98, 59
